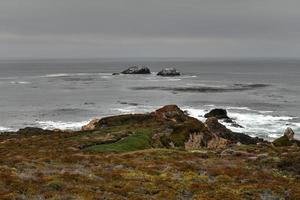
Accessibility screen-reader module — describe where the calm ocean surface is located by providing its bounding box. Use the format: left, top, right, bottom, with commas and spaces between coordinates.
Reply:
0, 58, 299, 140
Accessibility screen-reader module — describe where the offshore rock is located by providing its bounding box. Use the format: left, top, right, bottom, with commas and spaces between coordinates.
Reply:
204, 109, 229, 119
121, 66, 151, 74
157, 68, 180, 76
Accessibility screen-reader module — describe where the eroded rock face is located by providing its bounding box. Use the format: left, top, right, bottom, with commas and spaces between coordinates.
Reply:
184, 132, 229, 150
151, 105, 187, 122
284, 127, 295, 141
81, 119, 100, 131
157, 68, 180, 76
121, 66, 151, 74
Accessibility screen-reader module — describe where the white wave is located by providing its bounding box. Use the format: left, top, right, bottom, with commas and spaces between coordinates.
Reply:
42, 73, 97, 78
166, 78, 181, 81
181, 75, 197, 78
226, 106, 273, 114
36, 120, 89, 130
42, 73, 70, 78
0, 126, 14, 132
203, 104, 216, 107
111, 107, 136, 113
111, 105, 155, 114
184, 107, 299, 140
184, 107, 207, 121
145, 77, 181, 81
10, 81, 31, 85
226, 106, 253, 111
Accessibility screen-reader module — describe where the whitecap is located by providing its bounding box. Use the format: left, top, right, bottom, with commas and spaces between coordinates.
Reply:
184, 107, 207, 121
36, 120, 90, 130
10, 81, 31, 85
111, 107, 136, 113
226, 106, 252, 111
42, 73, 70, 78
0, 126, 13, 132
166, 78, 181, 81
183, 107, 299, 140
111, 105, 156, 114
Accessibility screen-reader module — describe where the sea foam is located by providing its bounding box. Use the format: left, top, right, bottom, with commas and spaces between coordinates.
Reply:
184, 106, 299, 140
36, 120, 90, 130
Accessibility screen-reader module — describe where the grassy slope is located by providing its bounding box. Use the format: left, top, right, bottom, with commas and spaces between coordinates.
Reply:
84, 130, 152, 153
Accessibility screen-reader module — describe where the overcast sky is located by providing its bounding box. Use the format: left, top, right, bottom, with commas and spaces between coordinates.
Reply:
1, 0, 300, 58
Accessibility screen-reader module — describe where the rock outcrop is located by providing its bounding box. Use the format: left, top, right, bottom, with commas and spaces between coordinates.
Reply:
157, 68, 180, 76
150, 105, 187, 122
121, 66, 151, 74
204, 109, 229, 119
81, 105, 265, 149
273, 127, 300, 147
284, 127, 295, 140
205, 117, 263, 145
204, 108, 244, 128
81, 119, 100, 131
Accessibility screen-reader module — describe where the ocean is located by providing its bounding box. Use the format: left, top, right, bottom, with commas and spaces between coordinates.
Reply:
0, 58, 299, 140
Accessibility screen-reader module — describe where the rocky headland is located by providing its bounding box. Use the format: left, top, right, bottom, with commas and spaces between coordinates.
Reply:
0, 105, 299, 199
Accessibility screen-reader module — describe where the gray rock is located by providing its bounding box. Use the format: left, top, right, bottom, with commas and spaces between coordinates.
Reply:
121, 66, 151, 74
204, 109, 229, 119
284, 127, 295, 141
157, 68, 180, 76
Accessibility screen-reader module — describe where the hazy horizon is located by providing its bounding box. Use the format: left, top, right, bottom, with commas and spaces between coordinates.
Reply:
1, 0, 300, 59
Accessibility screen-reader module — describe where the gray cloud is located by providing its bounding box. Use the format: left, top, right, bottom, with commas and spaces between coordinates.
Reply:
0, 0, 300, 58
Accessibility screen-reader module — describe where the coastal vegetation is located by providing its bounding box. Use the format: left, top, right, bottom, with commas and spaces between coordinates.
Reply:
0, 105, 299, 199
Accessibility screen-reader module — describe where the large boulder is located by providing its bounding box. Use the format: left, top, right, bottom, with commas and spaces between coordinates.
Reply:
284, 127, 295, 141
204, 109, 229, 119
205, 108, 244, 128
273, 127, 300, 147
157, 68, 180, 76
121, 66, 151, 74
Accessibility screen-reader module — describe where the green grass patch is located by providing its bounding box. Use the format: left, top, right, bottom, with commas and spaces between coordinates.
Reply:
83, 130, 152, 153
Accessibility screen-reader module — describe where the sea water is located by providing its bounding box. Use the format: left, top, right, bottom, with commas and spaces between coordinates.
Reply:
0, 58, 299, 140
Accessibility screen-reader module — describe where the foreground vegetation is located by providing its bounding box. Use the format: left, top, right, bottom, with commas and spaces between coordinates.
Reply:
0, 105, 299, 199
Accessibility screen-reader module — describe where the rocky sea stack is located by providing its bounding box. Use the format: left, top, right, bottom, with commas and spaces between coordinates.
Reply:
204, 108, 244, 128
157, 67, 181, 76
121, 66, 151, 74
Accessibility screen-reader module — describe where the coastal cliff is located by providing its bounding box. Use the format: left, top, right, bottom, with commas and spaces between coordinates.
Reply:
0, 105, 299, 199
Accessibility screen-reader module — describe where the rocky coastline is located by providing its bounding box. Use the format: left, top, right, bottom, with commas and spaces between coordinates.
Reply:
0, 105, 299, 199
